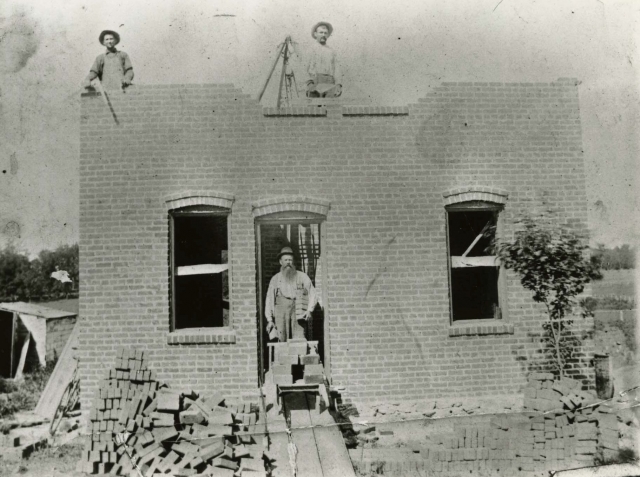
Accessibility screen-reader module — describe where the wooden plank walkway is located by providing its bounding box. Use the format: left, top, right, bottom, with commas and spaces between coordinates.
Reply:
281, 392, 356, 477
306, 393, 357, 477
286, 393, 324, 476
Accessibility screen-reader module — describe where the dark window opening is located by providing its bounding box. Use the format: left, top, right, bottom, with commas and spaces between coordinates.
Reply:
447, 210, 496, 257
446, 206, 502, 322
171, 213, 229, 330
450, 267, 500, 321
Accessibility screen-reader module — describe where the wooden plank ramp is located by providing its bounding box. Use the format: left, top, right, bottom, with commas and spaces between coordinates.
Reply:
306, 393, 356, 477
34, 322, 78, 419
283, 392, 356, 477
286, 393, 324, 476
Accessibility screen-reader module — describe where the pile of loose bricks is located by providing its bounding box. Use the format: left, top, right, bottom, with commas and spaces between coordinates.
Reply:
76, 349, 273, 476
353, 373, 621, 475
269, 339, 323, 386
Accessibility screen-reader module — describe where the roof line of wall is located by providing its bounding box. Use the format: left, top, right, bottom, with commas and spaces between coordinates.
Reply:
80, 77, 580, 114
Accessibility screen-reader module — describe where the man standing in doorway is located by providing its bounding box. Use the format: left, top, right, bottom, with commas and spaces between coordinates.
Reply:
306, 21, 342, 98
83, 30, 134, 91
265, 247, 317, 342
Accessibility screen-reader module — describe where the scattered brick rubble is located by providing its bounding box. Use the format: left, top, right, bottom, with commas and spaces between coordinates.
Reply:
76, 349, 273, 476
0, 411, 81, 461
351, 373, 624, 475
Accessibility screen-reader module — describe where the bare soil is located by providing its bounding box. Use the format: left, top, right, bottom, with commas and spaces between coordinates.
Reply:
0, 435, 86, 477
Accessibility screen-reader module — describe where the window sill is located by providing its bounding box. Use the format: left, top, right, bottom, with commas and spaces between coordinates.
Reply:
448, 320, 514, 337
167, 327, 236, 345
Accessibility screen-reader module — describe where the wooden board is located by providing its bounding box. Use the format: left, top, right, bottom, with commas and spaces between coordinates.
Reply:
307, 394, 356, 477
34, 322, 78, 419
268, 429, 294, 477
285, 393, 324, 477
176, 264, 228, 276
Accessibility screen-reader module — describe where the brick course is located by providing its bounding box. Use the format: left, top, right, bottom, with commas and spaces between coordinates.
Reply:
78, 79, 592, 408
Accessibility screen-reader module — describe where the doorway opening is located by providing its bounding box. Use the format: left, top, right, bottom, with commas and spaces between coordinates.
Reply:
255, 217, 326, 385
0, 311, 15, 378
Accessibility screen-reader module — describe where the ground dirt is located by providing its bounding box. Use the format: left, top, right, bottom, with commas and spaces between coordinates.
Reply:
0, 435, 86, 477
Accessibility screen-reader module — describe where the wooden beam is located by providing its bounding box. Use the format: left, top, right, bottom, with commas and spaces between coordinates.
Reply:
176, 264, 228, 276
451, 256, 499, 268
285, 393, 323, 477
34, 322, 79, 419
9, 313, 16, 378
307, 393, 356, 477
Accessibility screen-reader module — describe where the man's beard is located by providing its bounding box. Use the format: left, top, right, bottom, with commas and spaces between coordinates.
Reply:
281, 264, 297, 282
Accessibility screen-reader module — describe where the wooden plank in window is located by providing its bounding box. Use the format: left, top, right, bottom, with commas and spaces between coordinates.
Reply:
176, 264, 229, 276
451, 256, 499, 268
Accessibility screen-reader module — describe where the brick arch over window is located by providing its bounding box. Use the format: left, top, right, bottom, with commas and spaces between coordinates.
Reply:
164, 191, 235, 211
442, 187, 509, 207
252, 196, 331, 218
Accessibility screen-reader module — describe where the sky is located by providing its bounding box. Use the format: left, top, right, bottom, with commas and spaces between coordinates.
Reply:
0, 0, 638, 255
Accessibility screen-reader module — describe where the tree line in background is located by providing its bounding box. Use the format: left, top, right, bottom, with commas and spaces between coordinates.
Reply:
0, 244, 78, 302
591, 244, 635, 270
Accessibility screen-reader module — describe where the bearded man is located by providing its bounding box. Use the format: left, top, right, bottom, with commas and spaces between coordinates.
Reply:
265, 247, 317, 342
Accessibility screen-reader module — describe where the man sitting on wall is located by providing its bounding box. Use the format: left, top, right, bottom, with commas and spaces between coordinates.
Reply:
306, 21, 342, 98
265, 247, 317, 342
83, 30, 134, 91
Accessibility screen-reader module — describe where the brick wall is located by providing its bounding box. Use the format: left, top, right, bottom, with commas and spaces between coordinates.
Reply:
45, 316, 77, 362
78, 79, 592, 408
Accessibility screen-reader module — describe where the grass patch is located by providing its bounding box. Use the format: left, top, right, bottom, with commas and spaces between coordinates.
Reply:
594, 310, 637, 355
594, 447, 639, 466
582, 296, 635, 312
0, 358, 56, 420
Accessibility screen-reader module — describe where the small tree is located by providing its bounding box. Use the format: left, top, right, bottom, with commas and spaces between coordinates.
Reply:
493, 216, 601, 377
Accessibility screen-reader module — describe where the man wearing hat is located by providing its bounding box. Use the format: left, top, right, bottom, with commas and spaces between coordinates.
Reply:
306, 21, 342, 98
83, 30, 134, 91
265, 247, 318, 342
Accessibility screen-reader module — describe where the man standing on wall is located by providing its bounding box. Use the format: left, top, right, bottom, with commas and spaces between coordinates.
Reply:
265, 247, 317, 342
83, 30, 134, 91
306, 21, 342, 98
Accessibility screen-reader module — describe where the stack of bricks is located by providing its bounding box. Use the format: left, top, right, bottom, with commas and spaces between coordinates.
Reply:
523, 372, 587, 412
421, 374, 620, 474
77, 348, 272, 476
270, 340, 323, 386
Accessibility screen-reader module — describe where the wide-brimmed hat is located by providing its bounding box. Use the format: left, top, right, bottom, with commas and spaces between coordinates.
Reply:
311, 21, 333, 38
277, 247, 295, 260
99, 30, 120, 45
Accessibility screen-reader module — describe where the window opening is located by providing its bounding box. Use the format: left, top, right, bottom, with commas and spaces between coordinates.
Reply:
171, 212, 229, 330
447, 205, 502, 322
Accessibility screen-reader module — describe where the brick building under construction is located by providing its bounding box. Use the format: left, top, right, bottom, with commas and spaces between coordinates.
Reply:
76, 78, 593, 408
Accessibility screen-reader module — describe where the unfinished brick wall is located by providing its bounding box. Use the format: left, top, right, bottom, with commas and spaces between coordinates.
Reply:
45, 316, 77, 362
78, 79, 592, 408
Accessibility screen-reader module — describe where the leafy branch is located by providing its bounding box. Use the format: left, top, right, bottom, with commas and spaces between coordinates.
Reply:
492, 216, 601, 377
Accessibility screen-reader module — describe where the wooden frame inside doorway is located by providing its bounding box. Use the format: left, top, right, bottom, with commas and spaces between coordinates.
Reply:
255, 214, 330, 386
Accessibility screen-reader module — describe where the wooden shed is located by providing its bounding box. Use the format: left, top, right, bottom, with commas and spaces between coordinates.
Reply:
0, 302, 77, 379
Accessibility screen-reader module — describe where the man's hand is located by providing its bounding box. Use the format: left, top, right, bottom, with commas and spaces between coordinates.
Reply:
302, 311, 312, 321
266, 321, 275, 332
